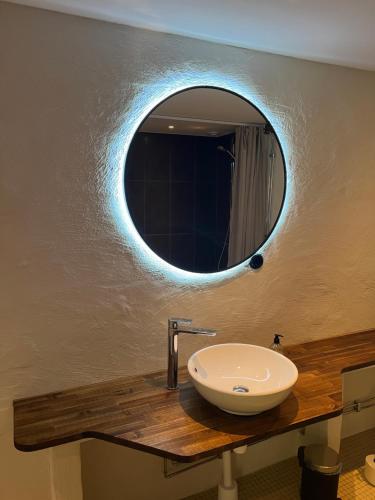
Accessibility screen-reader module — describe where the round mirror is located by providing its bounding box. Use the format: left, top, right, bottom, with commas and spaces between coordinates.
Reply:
125, 87, 286, 273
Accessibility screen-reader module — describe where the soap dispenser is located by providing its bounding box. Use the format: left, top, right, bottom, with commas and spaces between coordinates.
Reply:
269, 334, 284, 353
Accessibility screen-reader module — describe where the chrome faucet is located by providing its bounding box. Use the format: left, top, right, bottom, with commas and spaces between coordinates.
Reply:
167, 318, 216, 390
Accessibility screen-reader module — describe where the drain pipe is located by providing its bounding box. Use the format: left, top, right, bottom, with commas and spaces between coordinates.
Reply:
218, 450, 238, 500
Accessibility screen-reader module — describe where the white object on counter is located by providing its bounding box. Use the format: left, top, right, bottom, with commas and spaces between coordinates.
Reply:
364, 454, 375, 486
188, 343, 298, 415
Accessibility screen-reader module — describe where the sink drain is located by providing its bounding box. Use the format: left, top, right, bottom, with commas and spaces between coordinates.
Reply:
232, 385, 249, 393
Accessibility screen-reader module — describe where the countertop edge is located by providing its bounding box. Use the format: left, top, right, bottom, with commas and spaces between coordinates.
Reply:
13, 329, 375, 461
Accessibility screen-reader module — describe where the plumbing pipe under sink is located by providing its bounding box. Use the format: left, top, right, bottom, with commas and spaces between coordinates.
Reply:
219, 450, 238, 500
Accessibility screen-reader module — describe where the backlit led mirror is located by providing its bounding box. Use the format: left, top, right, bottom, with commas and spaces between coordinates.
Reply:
125, 87, 286, 273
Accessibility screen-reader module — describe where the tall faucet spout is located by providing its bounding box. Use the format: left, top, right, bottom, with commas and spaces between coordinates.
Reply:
167, 318, 217, 390
178, 327, 217, 336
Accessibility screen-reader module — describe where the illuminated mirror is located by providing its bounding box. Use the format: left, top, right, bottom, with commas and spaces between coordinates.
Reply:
125, 87, 286, 273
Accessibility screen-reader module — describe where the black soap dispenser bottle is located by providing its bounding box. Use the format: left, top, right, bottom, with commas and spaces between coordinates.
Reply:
269, 334, 284, 354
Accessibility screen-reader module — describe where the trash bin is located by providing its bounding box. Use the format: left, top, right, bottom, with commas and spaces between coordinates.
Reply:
298, 445, 342, 500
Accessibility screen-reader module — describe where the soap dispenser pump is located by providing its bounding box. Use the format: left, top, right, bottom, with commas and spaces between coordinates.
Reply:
270, 334, 284, 353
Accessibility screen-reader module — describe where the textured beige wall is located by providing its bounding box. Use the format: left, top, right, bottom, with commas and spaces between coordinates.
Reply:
1, 2, 375, 499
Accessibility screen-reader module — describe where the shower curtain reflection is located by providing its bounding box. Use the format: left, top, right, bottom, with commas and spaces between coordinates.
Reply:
227, 126, 276, 267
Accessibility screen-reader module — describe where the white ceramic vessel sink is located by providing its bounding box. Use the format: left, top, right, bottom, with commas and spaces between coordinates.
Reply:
188, 343, 298, 415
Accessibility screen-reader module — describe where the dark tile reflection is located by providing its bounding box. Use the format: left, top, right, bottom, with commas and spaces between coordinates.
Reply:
125, 181, 145, 235
145, 134, 170, 181
171, 136, 195, 182
125, 131, 233, 272
171, 235, 195, 271
144, 234, 170, 262
171, 183, 194, 233
145, 181, 170, 234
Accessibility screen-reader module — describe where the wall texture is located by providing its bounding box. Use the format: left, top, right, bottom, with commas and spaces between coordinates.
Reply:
1, 3, 375, 499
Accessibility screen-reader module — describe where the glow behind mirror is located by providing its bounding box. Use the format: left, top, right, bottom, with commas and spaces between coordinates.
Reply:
105, 70, 293, 285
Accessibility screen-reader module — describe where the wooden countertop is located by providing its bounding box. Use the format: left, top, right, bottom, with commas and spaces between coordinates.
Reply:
13, 330, 375, 462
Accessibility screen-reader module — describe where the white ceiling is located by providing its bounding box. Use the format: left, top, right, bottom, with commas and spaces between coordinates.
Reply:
7, 0, 375, 71
141, 87, 265, 136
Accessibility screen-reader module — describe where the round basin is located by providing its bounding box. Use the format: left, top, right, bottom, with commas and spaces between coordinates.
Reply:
188, 343, 298, 415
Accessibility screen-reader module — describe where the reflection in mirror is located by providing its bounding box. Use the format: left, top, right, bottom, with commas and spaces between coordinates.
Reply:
125, 87, 286, 273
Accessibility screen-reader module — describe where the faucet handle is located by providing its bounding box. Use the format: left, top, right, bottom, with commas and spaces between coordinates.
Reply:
168, 318, 192, 329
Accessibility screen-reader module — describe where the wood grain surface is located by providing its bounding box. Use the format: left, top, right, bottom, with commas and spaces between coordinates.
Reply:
13, 330, 375, 462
